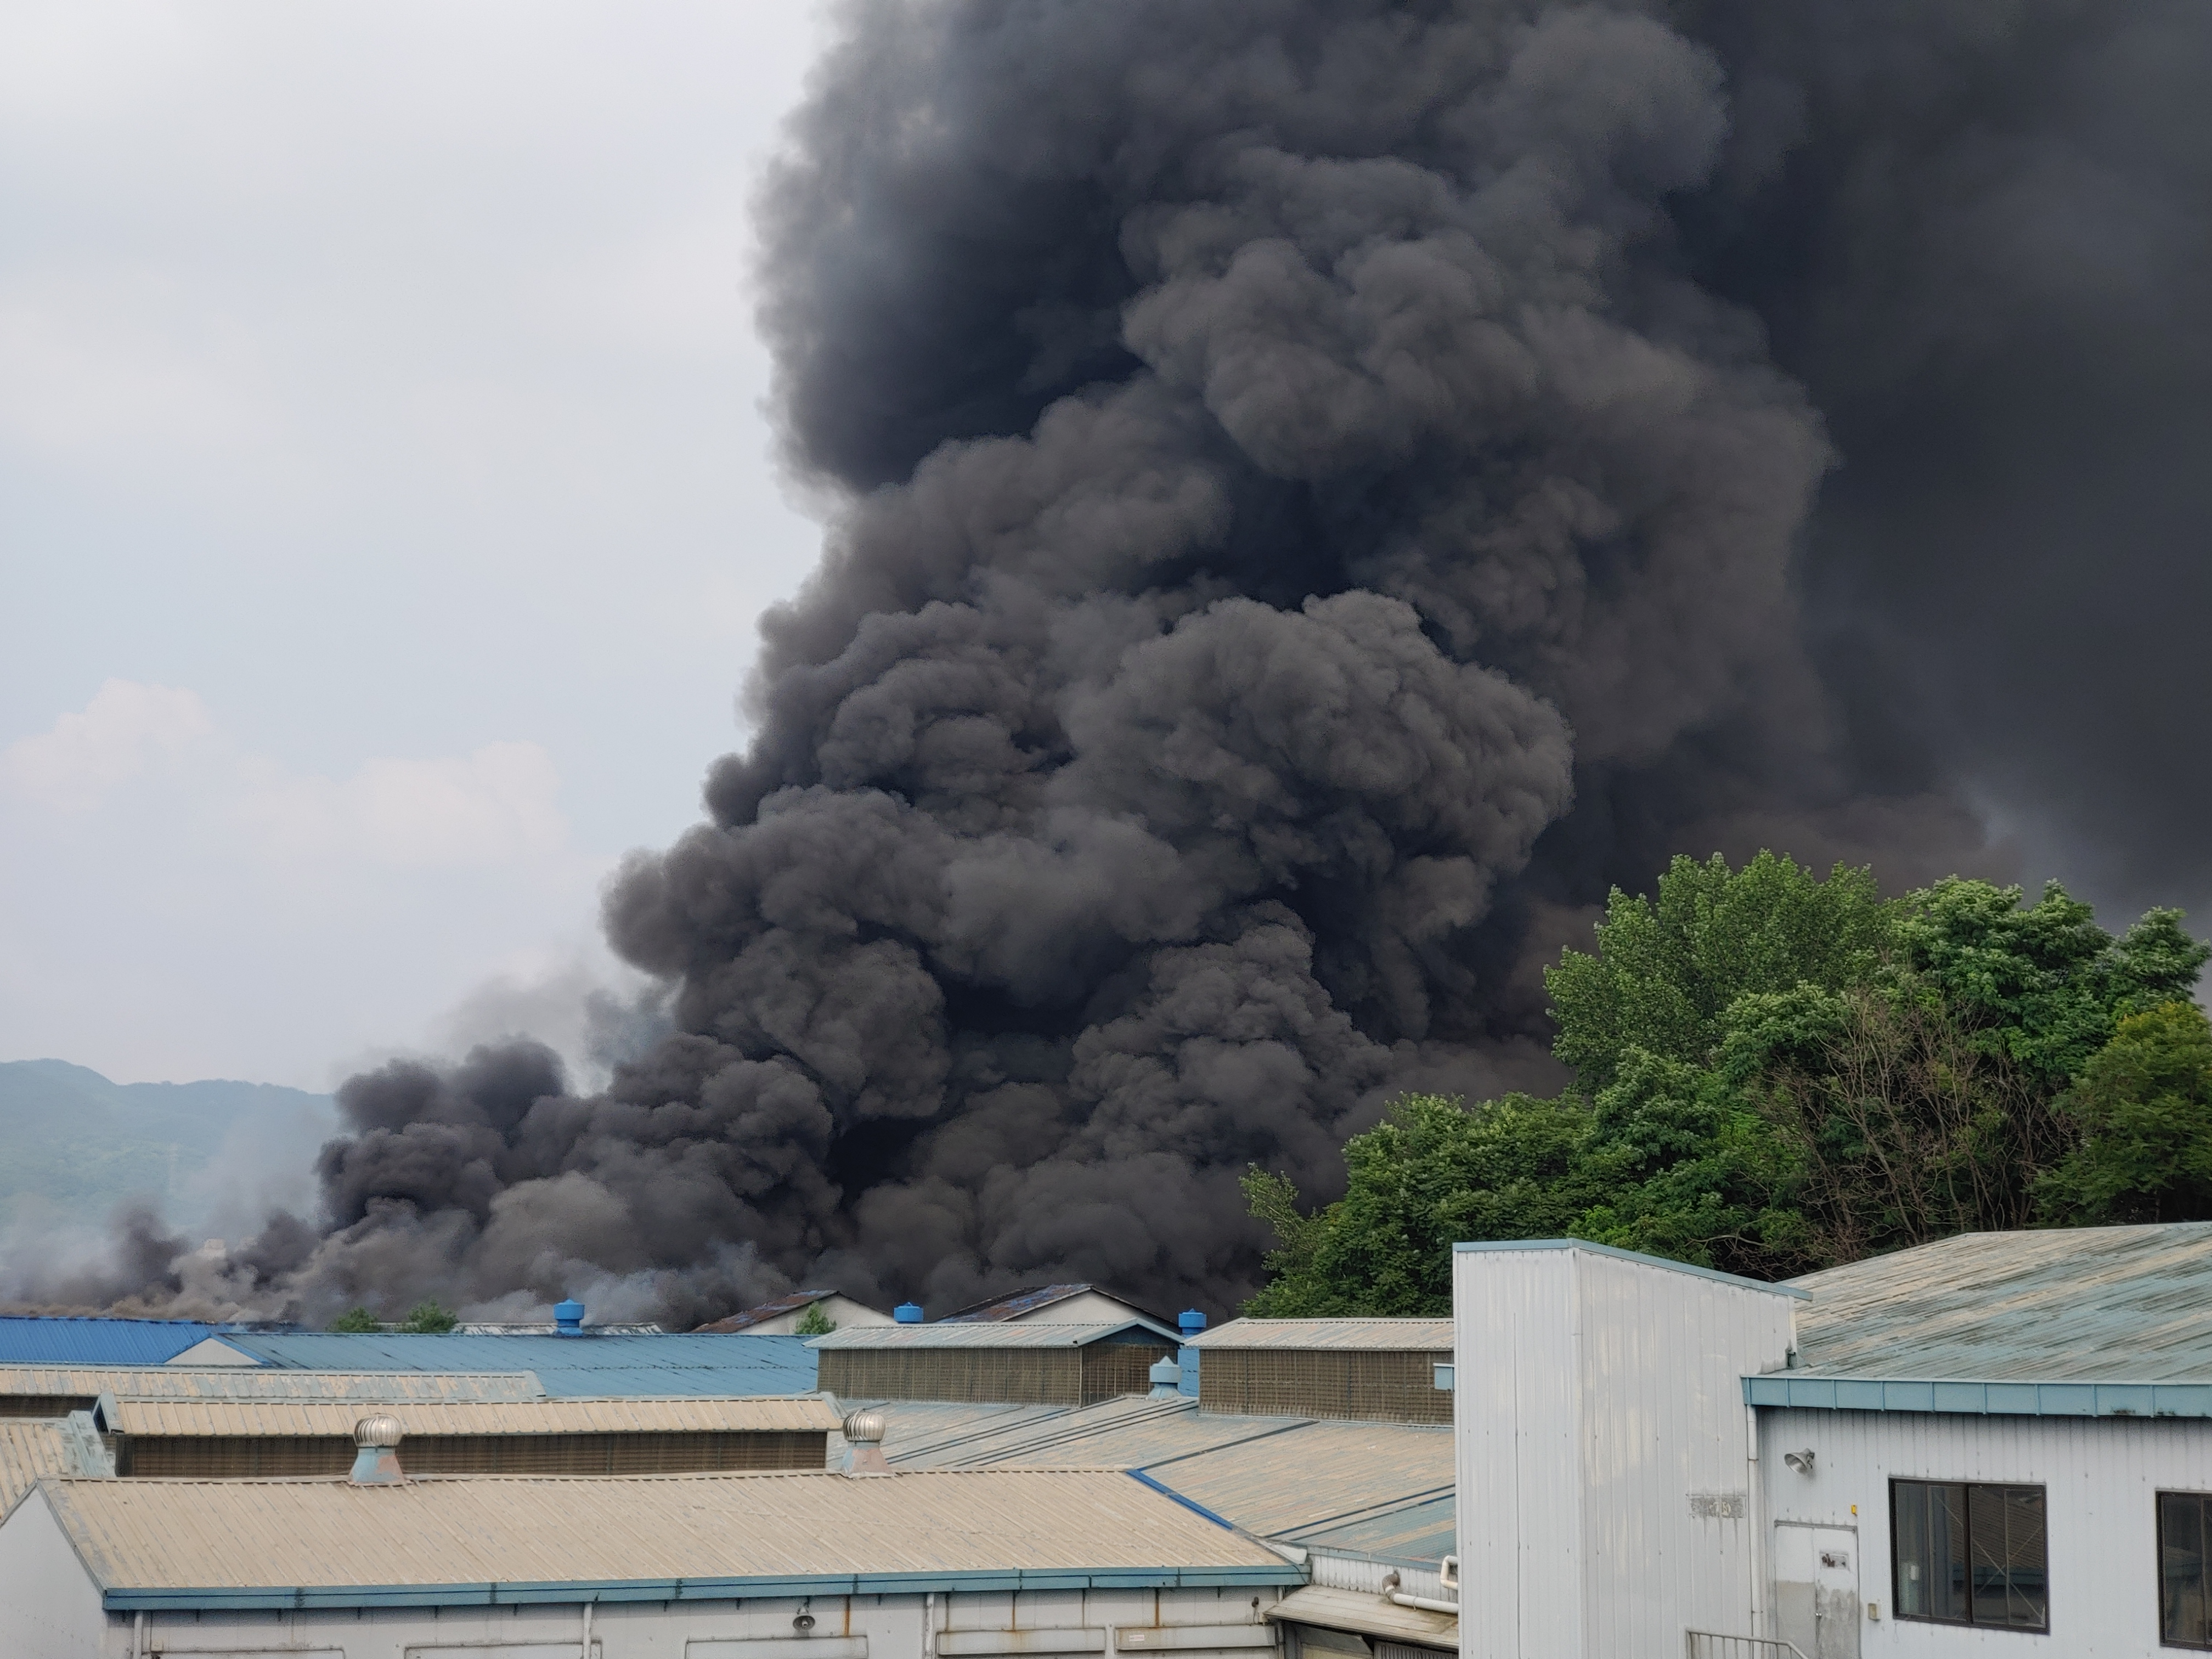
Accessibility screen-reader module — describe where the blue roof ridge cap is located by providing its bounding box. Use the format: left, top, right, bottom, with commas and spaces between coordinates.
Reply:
1454, 1238, 1809, 1299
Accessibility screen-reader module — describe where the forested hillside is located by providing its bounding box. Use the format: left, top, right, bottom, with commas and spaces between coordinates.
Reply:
1244, 855, 2212, 1314
0, 1060, 334, 1238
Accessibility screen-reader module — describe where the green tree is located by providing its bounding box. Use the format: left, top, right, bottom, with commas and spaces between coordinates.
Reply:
329, 1306, 381, 1333
794, 1302, 837, 1336
398, 1300, 457, 1334
2037, 1002, 2212, 1224
1545, 852, 1895, 1092
1243, 1093, 1599, 1316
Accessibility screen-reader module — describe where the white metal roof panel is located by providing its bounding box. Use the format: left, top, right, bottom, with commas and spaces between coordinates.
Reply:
37, 1468, 1299, 1601
1267, 1584, 1457, 1649
0, 1420, 71, 1513
1183, 1319, 1454, 1352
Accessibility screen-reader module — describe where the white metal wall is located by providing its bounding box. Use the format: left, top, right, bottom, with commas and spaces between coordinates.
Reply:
1760, 1406, 2212, 1658
1454, 1246, 1795, 1659
0, 1489, 103, 1658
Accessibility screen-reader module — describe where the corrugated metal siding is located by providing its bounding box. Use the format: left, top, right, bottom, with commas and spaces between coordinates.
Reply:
42, 1467, 1301, 1589
0, 1366, 546, 1402
105, 1395, 838, 1436
1786, 1220, 2212, 1381
118, 1429, 830, 1478
1198, 1351, 1449, 1424
1760, 1406, 2212, 1656
1455, 1246, 1580, 1659
215, 1332, 819, 1396
0, 1318, 215, 1366
815, 1323, 1178, 1350
1187, 1321, 1454, 1353
1453, 1244, 1795, 1659
1082, 1344, 1176, 1404
822, 1347, 1087, 1404
1573, 1251, 1790, 1659
0, 1394, 97, 1419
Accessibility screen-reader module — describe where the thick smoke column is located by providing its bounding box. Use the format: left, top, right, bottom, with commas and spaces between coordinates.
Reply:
72, 0, 2210, 1323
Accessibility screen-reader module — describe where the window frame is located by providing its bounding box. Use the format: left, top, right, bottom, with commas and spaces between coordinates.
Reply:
1889, 1477, 2050, 1635
2159, 1489, 2212, 1650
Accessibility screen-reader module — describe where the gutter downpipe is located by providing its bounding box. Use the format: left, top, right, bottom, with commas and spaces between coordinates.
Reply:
131, 1610, 145, 1659
925, 1591, 937, 1659
1381, 1560, 1461, 1616
582, 1600, 594, 1656
1747, 1402, 1767, 1637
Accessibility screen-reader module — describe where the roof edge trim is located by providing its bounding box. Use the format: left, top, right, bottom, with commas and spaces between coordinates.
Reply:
98, 1562, 1305, 1611
1743, 1374, 2212, 1417
1455, 1239, 1809, 1299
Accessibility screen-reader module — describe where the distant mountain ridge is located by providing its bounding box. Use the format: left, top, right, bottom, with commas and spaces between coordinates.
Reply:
0, 1059, 335, 1237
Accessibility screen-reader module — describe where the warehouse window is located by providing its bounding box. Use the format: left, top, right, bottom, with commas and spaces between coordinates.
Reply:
2160, 1491, 2212, 1647
1892, 1480, 2047, 1632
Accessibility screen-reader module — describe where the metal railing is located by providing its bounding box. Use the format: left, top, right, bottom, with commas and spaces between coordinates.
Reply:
1685, 1633, 1810, 1659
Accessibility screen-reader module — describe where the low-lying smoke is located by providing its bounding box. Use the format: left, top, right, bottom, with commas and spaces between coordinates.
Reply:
38, 0, 2208, 1323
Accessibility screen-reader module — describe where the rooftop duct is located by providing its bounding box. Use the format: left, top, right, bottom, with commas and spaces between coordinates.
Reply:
553, 1300, 585, 1336
842, 1409, 892, 1477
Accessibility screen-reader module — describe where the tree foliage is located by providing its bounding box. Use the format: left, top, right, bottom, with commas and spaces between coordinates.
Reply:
1244, 854, 2211, 1314
794, 1302, 837, 1336
399, 1300, 457, 1334
329, 1306, 380, 1333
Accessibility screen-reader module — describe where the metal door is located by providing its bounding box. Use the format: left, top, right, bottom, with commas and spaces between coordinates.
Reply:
1773, 1523, 1859, 1659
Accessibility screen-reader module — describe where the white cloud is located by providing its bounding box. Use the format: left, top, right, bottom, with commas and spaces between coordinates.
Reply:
3, 682, 569, 871
0, 679, 212, 810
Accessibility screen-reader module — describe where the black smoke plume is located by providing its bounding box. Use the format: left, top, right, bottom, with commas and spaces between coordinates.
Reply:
54, 0, 2210, 1322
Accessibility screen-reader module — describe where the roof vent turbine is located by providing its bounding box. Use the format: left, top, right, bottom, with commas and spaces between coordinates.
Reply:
843, 1409, 893, 1477
350, 1415, 405, 1485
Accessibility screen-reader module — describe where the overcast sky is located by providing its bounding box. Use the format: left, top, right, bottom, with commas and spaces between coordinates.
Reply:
0, 3, 832, 1088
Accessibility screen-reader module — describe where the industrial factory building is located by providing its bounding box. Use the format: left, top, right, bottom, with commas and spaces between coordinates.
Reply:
1457, 1223, 2212, 1658
10, 1223, 2212, 1655
0, 1463, 1300, 1659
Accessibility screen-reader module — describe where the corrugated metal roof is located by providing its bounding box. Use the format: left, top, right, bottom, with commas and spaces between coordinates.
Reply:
212, 1332, 817, 1397
855, 1395, 1453, 1566
811, 1321, 1177, 1351
1184, 1319, 1454, 1352
0, 1420, 71, 1512
0, 1367, 546, 1402
1267, 1584, 1457, 1649
38, 1469, 1300, 1603
1785, 1221, 2212, 1382
103, 1395, 839, 1438
0, 1317, 216, 1366
940, 1284, 1097, 1322
695, 1290, 836, 1334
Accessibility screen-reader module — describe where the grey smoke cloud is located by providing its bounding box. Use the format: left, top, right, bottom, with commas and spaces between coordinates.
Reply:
54, 0, 2208, 1322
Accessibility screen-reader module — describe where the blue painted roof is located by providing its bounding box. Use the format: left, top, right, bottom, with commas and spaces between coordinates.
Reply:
0, 1317, 216, 1365
212, 1331, 818, 1397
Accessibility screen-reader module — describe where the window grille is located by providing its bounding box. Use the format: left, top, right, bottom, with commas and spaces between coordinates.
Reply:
2160, 1491, 2212, 1648
1891, 1479, 2047, 1632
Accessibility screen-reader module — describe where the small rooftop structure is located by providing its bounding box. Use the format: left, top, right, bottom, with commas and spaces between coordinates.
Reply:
694, 1290, 893, 1335
939, 1283, 1171, 1328
812, 1321, 1180, 1407
184, 1331, 819, 1398
1184, 1317, 1456, 1424
15, 1466, 1300, 1610
0, 1317, 221, 1367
